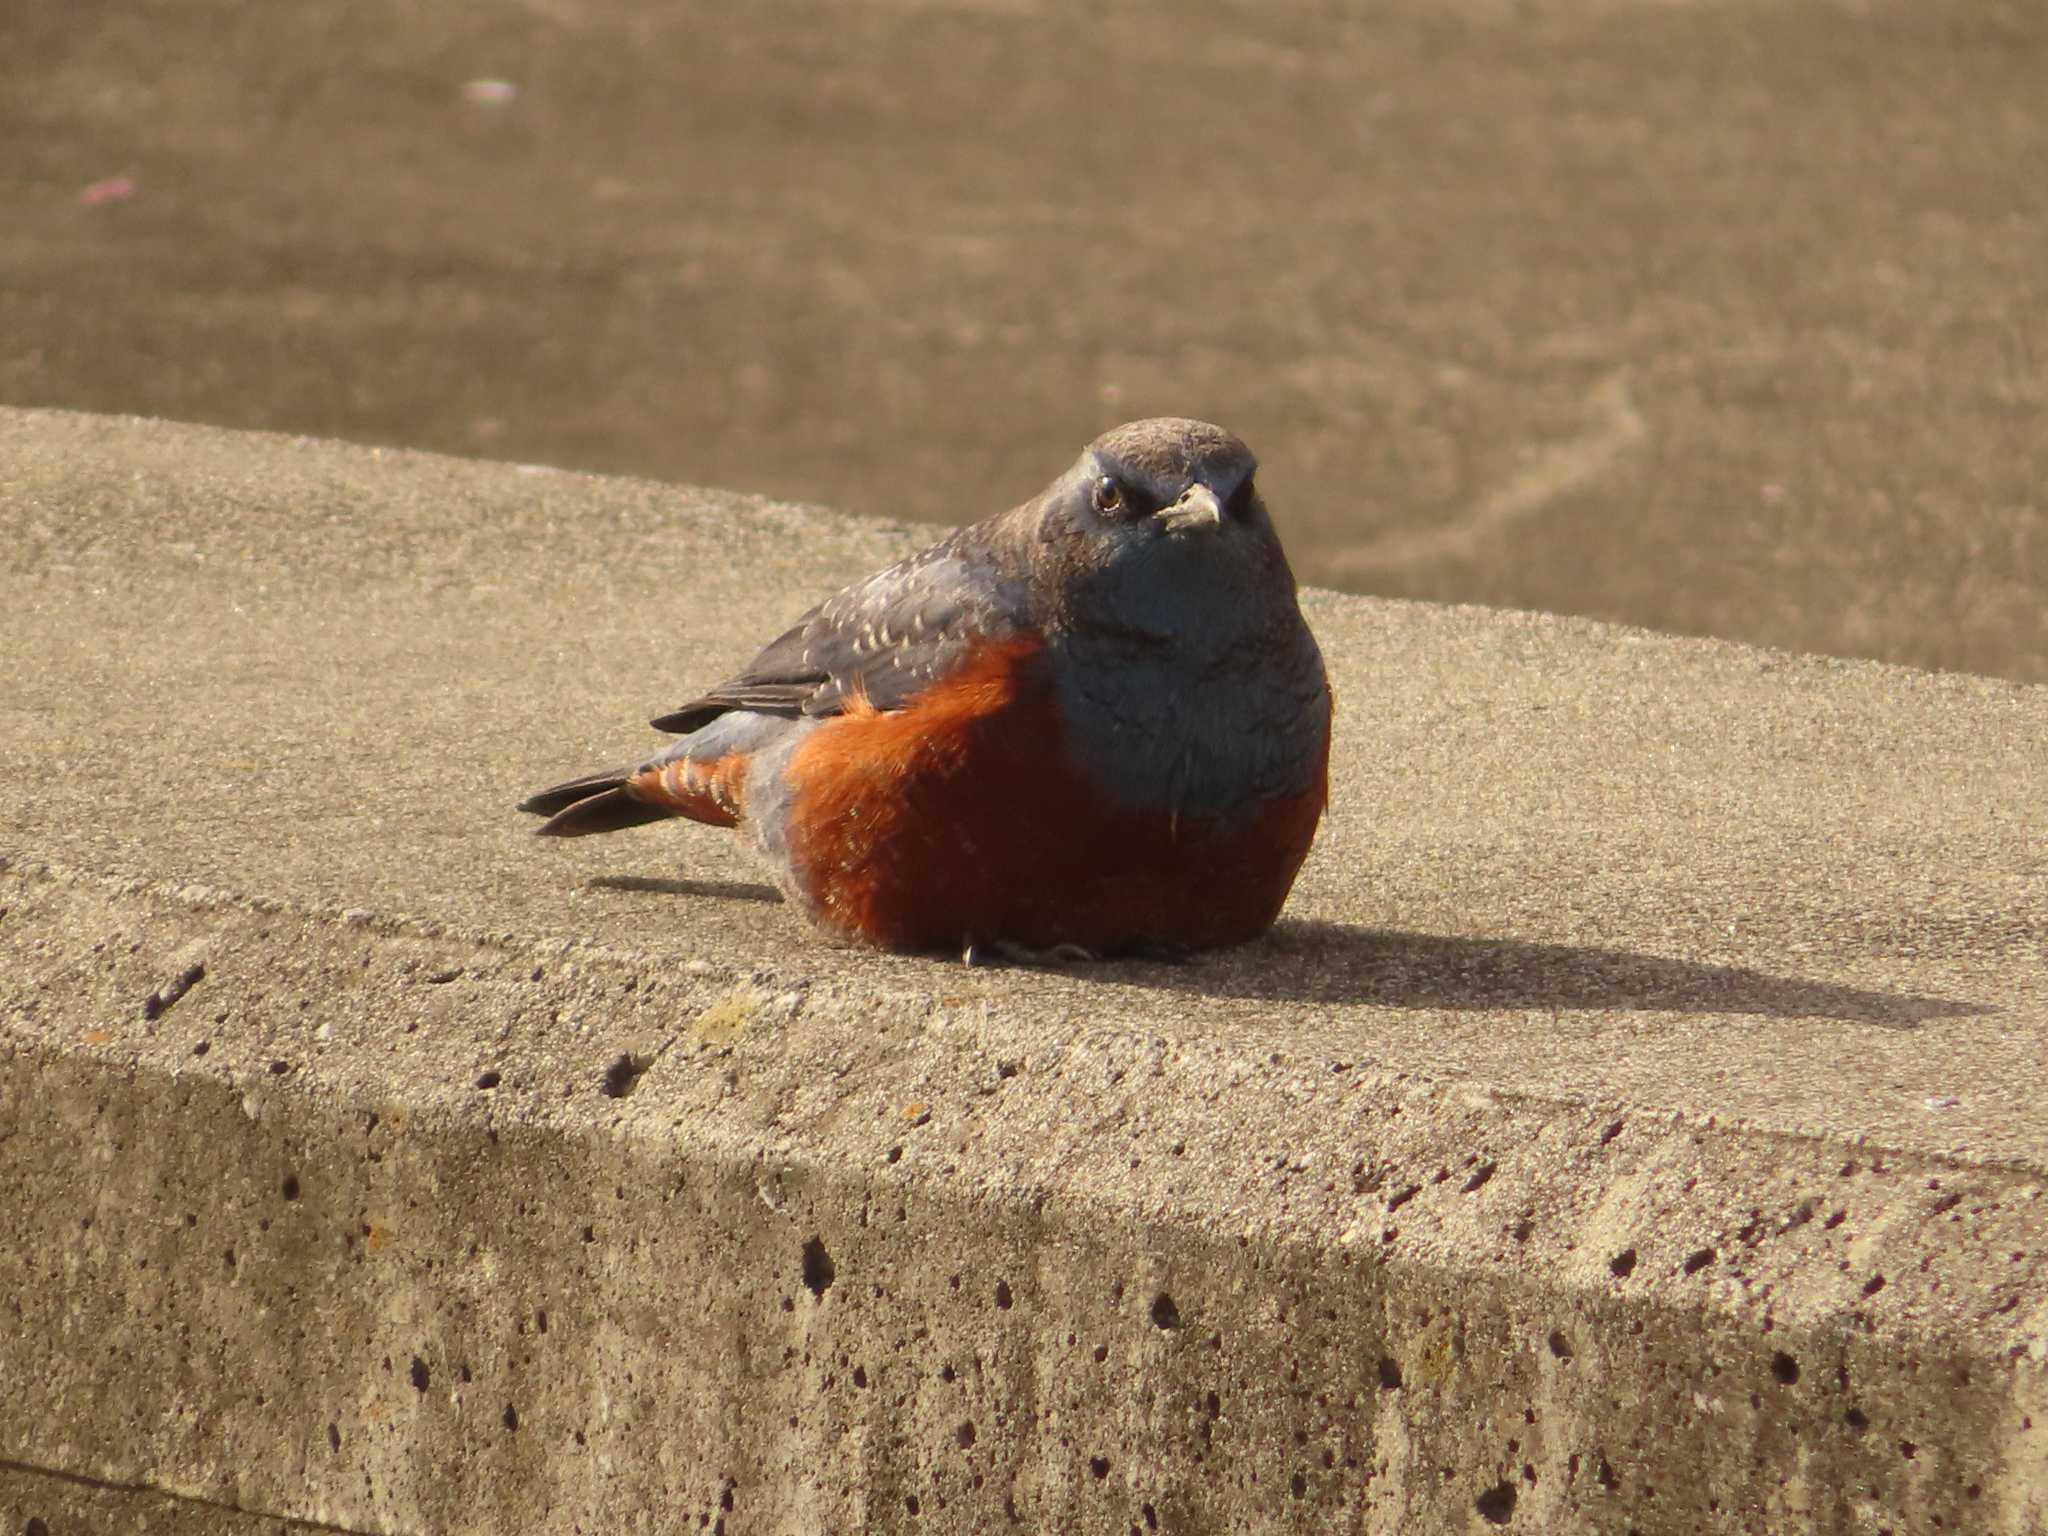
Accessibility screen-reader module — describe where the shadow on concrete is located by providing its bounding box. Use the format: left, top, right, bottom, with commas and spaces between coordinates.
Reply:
1121, 920, 1986, 1029
589, 874, 783, 905
578, 878, 1981, 1026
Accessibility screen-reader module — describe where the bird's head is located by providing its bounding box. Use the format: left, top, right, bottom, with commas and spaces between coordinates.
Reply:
1031, 417, 1297, 646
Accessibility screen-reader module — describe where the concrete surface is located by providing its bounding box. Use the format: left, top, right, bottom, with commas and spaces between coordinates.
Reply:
1, 406, 2045, 1534
1, 1464, 300, 1536
3, 0, 2045, 685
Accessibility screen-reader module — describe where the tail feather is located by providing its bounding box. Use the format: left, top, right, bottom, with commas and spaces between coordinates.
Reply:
520, 769, 673, 838
524, 719, 763, 839
519, 767, 634, 817
534, 786, 679, 837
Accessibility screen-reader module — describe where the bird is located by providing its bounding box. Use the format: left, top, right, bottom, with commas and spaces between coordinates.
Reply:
520, 418, 1332, 959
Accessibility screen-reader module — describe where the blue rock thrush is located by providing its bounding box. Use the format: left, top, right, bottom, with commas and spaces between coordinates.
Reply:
521, 418, 1332, 957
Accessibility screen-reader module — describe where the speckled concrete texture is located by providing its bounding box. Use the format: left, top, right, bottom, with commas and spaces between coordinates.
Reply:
0, 1463, 306, 1536
2, 408, 2044, 1533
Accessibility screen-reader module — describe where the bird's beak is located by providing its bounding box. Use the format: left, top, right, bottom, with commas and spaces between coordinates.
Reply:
1159, 484, 1224, 533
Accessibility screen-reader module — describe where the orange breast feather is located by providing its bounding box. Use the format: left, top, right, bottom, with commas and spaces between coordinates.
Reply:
783, 637, 1328, 952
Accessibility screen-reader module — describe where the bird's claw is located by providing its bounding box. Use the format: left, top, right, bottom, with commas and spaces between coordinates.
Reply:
960, 938, 1101, 968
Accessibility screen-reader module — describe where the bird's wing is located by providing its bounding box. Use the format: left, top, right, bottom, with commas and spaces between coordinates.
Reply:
651, 530, 1030, 735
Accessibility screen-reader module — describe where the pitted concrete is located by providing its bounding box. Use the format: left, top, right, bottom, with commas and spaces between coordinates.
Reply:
2, 407, 2044, 1533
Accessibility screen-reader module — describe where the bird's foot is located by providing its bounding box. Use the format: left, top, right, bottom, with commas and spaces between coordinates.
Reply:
960, 938, 1102, 968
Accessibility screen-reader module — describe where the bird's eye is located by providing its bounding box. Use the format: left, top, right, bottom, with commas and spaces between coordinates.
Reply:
1091, 476, 1126, 516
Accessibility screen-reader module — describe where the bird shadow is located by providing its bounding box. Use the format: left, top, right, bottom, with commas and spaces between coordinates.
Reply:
579, 879, 1982, 1030
1108, 919, 1985, 1030
589, 874, 784, 905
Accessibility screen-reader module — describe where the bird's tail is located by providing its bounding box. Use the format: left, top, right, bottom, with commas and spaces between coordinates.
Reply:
520, 744, 752, 836
518, 769, 677, 837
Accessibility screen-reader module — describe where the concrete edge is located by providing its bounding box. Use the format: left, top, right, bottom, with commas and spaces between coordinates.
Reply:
5, 861, 2045, 1532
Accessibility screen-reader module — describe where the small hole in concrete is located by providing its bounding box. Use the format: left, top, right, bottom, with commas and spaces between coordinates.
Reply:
26, 1519, 50, 1536
1290, 1472, 1307, 1499
1460, 1162, 1496, 1193
1204, 1391, 1221, 1418
1089, 1456, 1111, 1479
410, 1356, 429, 1392
957, 1420, 977, 1448
1142, 1504, 1158, 1529
1387, 1183, 1421, 1212
1598, 1119, 1625, 1146
1770, 1352, 1800, 1385
852, 1366, 868, 1388
223, 1247, 236, 1270
1475, 1480, 1517, 1524
721, 1487, 735, 1512
502, 1403, 520, 1433
904, 1494, 921, 1516
994, 1280, 1014, 1310
1376, 1357, 1403, 1390
1150, 1293, 1182, 1330
1511, 1217, 1535, 1242
1862, 1274, 1886, 1297
192, 1039, 210, 1055
1822, 1209, 1847, 1229
801, 1237, 835, 1296
886, 1145, 903, 1163
281, 1174, 301, 1202
1899, 1440, 1917, 1460
1547, 1331, 1572, 1360
1597, 1458, 1617, 1489
1093, 1344, 1109, 1363
268, 1059, 291, 1076
1609, 1249, 1637, 1279
940, 1364, 957, 1383
1683, 1247, 1716, 1275
600, 1053, 648, 1099
475, 1070, 502, 1090
1845, 1407, 1869, 1431
327, 1422, 341, 1451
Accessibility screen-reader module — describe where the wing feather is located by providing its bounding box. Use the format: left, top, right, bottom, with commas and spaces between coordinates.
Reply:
651, 529, 1029, 735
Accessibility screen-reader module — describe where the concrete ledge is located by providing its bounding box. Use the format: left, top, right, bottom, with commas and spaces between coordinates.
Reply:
3, 408, 2045, 1533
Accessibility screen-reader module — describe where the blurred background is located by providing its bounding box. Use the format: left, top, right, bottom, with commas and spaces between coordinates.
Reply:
5, 0, 2043, 680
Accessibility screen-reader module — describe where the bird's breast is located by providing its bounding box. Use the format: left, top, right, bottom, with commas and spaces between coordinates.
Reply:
1048, 622, 1329, 823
